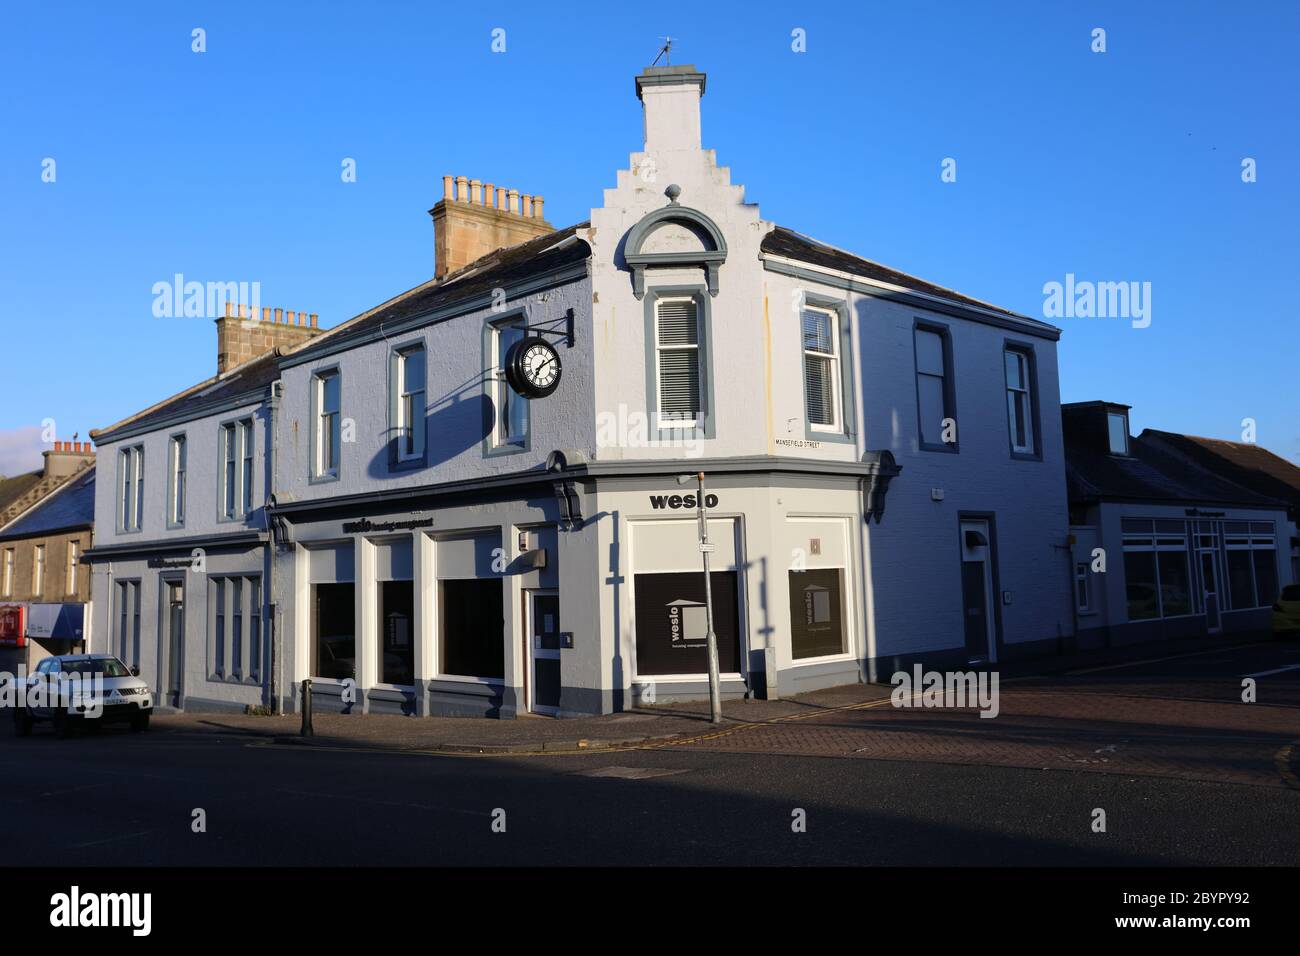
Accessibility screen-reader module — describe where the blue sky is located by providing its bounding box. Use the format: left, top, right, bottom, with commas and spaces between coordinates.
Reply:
1, 0, 1296, 474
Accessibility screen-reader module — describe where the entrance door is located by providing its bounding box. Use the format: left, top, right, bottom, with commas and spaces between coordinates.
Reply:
959, 519, 998, 664
1200, 551, 1222, 634
165, 581, 184, 707
527, 591, 561, 715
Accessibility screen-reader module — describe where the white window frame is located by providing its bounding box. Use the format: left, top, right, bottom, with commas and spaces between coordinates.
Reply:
316, 371, 341, 478
1005, 349, 1035, 455
1107, 411, 1130, 456
492, 322, 528, 448
117, 445, 144, 532
65, 541, 78, 596
33, 544, 45, 597
802, 306, 842, 433
169, 434, 187, 525
654, 296, 701, 429
397, 346, 426, 461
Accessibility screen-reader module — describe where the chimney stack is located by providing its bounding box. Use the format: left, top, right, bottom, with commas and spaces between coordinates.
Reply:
429, 175, 554, 279
215, 300, 326, 374
42, 438, 95, 479
635, 65, 707, 153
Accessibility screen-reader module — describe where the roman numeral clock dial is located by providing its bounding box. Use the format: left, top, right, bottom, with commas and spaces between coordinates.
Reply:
504, 335, 563, 398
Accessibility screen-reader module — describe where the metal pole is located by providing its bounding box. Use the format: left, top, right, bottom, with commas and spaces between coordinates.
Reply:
300, 678, 313, 737
696, 472, 723, 724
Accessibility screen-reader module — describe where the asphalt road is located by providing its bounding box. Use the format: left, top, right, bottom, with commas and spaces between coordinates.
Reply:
1, 640, 1296, 867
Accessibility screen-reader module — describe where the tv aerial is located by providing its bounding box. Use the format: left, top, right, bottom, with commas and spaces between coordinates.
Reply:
651, 36, 675, 66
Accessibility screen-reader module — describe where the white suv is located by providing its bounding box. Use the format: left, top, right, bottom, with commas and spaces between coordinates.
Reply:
12, 654, 154, 737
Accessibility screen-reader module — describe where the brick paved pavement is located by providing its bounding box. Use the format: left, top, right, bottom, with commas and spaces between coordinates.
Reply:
671, 682, 1300, 789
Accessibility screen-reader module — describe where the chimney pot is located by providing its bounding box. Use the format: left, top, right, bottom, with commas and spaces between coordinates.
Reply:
443, 175, 454, 201
508, 189, 520, 214
310, 313, 319, 328
496, 187, 507, 209
456, 176, 469, 202
484, 183, 495, 208
533, 196, 544, 219
224, 300, 234, 318
274, 307, 283, 324
522, 195, 533, 217
471, 179, 482, 205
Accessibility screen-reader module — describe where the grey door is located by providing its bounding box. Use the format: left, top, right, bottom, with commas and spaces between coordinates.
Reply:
529, 592, 561, 713
166, 581, 184, 706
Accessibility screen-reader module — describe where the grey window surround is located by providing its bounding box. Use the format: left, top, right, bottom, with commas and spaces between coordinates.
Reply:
208, 573, 263, 685
643, 285, 716, 441
309, 365, 342, 484
799, 292, 856, 445
624, 204, 728, 299
116, 445, 145, 534
1003, 339, 1043, 462
913, 318, 959, 454
481, 310, 532, 459
166, 432, 187, 529
216, 416, 255, 523
388, 339, 429, 472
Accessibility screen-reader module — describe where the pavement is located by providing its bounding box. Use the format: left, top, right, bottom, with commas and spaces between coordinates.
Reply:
2, 636, 1298, 867
138, 635, 1300, 789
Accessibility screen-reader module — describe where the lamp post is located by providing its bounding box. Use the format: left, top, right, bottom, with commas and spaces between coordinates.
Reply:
678, 472, 722, 724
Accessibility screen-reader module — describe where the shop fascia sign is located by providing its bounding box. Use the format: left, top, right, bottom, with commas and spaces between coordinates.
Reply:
648, 492, 718, 510
341, 517, 435, 534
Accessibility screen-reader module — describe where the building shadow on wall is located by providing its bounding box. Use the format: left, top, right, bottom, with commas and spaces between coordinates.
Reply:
366, 376, 495, 478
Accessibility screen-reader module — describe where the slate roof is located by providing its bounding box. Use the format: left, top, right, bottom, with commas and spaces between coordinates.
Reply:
90, 349, 281, 443
1140, 430, 1300, 511
761, 226, 1042, 323
1065, 432, 1286, 509
292, 224, 591, 357
0, 469, 95, 541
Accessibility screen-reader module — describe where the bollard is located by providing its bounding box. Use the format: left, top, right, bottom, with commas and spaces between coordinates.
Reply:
301, 678, 313, 737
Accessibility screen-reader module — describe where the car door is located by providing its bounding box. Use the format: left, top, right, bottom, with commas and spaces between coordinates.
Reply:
29, 658, 55, 717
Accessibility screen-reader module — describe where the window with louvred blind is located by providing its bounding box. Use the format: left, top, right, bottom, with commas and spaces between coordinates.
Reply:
655, 297, 701, 424
802, 307, 840, 430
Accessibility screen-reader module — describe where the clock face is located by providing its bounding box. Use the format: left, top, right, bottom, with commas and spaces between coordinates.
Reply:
506, 336, 562, 398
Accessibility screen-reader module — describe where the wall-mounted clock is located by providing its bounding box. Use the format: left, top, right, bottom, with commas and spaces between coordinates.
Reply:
504, 335, 563, 398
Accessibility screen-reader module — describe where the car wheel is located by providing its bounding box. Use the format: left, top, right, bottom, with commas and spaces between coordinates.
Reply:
13, 708, 32, 737
130, 713, 150, 733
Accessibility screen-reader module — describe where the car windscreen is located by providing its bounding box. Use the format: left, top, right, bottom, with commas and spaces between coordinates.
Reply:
60, 658, 131, 678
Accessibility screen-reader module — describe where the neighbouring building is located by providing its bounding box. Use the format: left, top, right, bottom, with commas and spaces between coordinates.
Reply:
87, 64, 1079, 718
1140, 429, 1300, 587
84, 307, 323, 710
1064, 402, 1292, 648
0, 441, 97, 671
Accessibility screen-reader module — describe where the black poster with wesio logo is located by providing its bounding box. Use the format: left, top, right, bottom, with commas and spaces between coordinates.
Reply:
633, 571, 741, 676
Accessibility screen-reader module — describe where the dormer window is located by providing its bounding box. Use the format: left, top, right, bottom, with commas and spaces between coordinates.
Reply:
1107, 411, 1130, 456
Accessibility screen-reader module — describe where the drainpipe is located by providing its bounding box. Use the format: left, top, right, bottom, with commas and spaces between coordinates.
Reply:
267, 379, 282, 715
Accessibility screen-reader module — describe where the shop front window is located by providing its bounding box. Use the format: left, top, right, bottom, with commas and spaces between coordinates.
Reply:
313, 583, 356, 680
440, 578, 504, 680
788, 568, 846, 659
632, 570, 741, 677
380, 580, 415, 685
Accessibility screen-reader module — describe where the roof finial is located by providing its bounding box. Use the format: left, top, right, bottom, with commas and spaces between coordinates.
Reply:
651, 36, 673, 66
